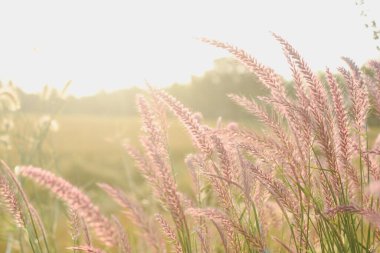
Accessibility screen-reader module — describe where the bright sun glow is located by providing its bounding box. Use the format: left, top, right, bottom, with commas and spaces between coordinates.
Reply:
0, 0, 378, 96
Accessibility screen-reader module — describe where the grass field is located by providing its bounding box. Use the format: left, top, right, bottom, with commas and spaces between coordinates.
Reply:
1, 112, 263, 250
1, 113, 197, 251
11, 112, 378, 191
54, 114, 195, 187
1, 109, 380, 252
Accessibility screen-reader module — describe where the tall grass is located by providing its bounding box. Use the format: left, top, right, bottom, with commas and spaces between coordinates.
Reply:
1, 35, 380, 252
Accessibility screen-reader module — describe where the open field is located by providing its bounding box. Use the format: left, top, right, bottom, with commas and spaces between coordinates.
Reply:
1, 108, 380, 251
42, 113, 380, 186
2, 112, 379, 251
1, 113, 198, 251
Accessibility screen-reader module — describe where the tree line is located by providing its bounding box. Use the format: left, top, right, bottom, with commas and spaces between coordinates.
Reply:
16, 57, 380, 124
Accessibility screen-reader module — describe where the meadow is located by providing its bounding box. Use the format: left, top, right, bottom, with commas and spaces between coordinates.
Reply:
0, 114, 197, 251
1, 35, 380, 253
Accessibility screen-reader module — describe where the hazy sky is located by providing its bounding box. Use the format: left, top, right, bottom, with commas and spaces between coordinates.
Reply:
0, 0, 379, 96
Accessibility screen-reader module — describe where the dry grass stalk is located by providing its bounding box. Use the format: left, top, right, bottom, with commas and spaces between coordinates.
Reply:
228, 94, 302, 182
200, 37, 286, 105
242, 160, 299, 220
152, 89, 212, 154
136, 95, 187, 232
186, 207, 236, 249
1, 161, 51, 253
135, 95, 193, 251
211, 135, 233, 182
186, 207, 264, 251
338, 65, 369, 135
326, 69, 359, 193
195, 227, 210, 253
67, 207, 93, 247
342, 57, 369, 132
98, 183, 161, 252
17, 166, 117, 246
273, 237, 296, 253
123, 142, 162, 200
0, 175, 25, 228
81, 217, 92, 247
67, 207, 81, 242
155, 213, 183, 253
326, 205, 380, 228
112, 216, 131, 253
30, 205, 49, 246
272, 35, 344, 196
273, 33, 329, 118
67, 246, 107, 253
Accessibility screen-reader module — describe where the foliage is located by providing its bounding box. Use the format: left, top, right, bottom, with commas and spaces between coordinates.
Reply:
16, 58, 268, 120
354, 0, 380, 51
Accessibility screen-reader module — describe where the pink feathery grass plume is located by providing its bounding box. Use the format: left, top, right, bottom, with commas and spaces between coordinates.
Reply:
67, 207, 81, 242
1, 161, 51, 253
17, 166, 117, 246
200, 37, 286, 103
273, 237, 296, 253
134, 94, 190, 243
325, 69, 358, 191
338, 59, 369, 134
112, 216, 131, 253
0, 176, 25, 228
326, 205, 380, 228
98, 183, 161, 252
186, 208, 264, 251
366, 181, 380, 198
272, 33, 329, 115
151, 89, 212, 154
155, 213, 183, 253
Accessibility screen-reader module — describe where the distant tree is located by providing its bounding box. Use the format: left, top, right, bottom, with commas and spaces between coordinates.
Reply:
16, 58, 272, 120
355, 0, 380, 51
167, 57, 269, 119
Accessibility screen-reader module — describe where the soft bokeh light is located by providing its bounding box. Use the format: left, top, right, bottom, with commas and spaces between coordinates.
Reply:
0, 0, 378, 96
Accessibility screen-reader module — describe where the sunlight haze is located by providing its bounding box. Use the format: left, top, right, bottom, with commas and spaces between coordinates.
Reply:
0, 0, 378, 96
